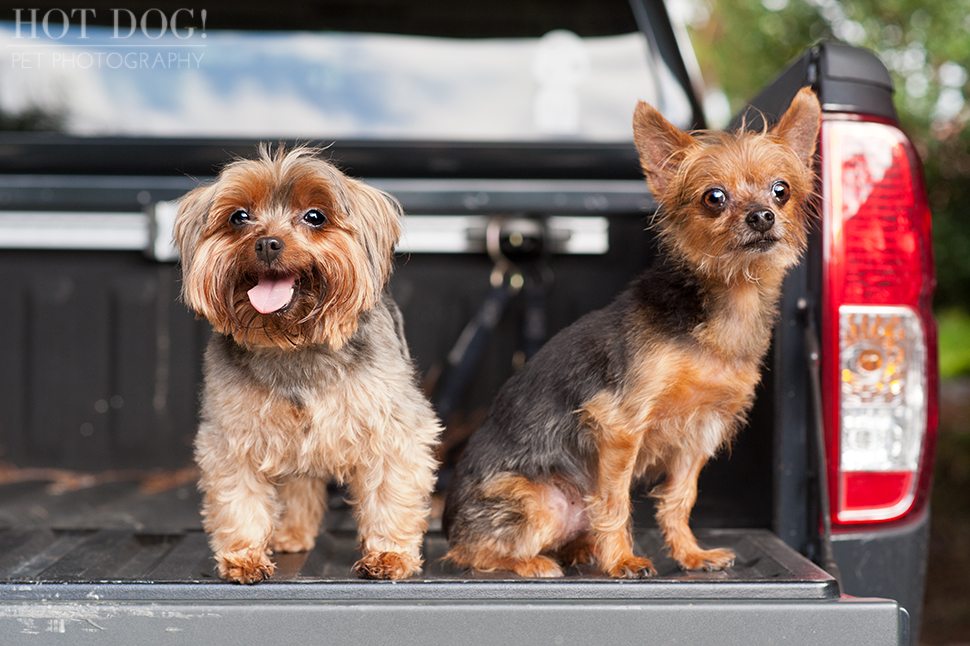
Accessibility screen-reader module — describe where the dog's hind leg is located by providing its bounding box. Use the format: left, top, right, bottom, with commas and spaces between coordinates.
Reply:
445, 474, 586, 578
271, 476, 327, 553
447, 546, 564, 579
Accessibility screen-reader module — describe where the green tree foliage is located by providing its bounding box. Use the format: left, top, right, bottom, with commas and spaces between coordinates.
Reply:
682, 0, 970, 309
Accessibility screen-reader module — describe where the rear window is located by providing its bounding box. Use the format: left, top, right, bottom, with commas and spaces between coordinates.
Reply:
0, 1, 690, 141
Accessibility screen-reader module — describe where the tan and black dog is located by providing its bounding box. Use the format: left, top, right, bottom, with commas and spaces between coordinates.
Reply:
443, 89, 821, 578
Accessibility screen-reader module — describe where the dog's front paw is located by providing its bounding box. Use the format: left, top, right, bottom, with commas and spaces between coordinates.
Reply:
353, 551, 422, 580
605, 555, 657, 578
216, 548, 276, 584
510, 555, 564, 578
271, 528, 317, 554
675, 547, 736, 572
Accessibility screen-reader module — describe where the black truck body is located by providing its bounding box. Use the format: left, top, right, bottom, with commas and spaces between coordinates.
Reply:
0, 2, 935, 644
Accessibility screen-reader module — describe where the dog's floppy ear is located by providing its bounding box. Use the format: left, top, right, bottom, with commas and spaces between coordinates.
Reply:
770, 87, 821, 169
633, 102, 695, 198
173, 182, 216, 291
344, 179, 403, 292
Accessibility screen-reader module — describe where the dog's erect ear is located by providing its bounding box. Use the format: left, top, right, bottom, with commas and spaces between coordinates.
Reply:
633, 102, 695, 198
770, 87, 821, 169
173, 182, 216, 281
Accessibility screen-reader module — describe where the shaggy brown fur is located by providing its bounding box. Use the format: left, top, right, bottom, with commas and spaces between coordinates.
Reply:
443, 88, 820, 578
175, 146, 441, 583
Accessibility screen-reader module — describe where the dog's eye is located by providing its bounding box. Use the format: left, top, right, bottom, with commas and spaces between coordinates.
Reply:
229, 210, 250, 227
303, 209, 328, 227
702, 188, 727, 211
772, 181, 791, 205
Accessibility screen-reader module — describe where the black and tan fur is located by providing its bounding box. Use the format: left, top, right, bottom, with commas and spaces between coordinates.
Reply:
443, 88, 821, 578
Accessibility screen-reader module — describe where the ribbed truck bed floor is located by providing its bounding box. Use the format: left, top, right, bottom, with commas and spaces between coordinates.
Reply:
0, 479, 907, 645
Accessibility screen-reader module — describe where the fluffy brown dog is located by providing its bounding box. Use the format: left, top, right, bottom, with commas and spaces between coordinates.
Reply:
174, 146, 441, 583
443, 88, 820, 578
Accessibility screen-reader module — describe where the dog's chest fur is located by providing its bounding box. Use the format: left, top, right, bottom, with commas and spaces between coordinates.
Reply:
199, 301, 420, 481
629, 340, 764, 474
586, 270, 779, 474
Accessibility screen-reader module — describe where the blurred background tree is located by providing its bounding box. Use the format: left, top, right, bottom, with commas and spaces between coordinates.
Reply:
677, 0, 970, 376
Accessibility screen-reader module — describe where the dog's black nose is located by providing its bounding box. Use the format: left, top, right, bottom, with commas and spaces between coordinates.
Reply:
254, 236, 285, 264
745, 210, 775, 233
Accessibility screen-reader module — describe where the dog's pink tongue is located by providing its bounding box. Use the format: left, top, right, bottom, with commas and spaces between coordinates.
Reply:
248, 274, 297, 314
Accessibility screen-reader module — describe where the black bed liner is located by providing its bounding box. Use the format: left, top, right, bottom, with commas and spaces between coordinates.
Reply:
0, 480, 834, 601
0, 528, 837, 601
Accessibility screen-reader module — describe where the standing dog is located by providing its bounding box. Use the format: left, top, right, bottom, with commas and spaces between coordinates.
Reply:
443, 89, 820, 577
175, 146, 440, 583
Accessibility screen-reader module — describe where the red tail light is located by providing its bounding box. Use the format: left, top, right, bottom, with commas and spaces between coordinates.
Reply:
820, 115, 938, 529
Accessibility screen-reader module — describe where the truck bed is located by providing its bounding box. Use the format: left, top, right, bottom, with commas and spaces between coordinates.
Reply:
0, 477, 827, 590
0, 479, 906, 645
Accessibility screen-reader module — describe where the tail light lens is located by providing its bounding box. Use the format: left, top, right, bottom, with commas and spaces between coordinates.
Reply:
821, 117, 938, 528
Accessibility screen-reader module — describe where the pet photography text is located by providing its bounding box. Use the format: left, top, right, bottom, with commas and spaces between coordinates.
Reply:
6, 7, 207, 70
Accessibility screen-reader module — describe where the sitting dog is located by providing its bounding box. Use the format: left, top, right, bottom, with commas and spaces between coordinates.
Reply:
443, 89, 820, 577
174, 146, 441, 583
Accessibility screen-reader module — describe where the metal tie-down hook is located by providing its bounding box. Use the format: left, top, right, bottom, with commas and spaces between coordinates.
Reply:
433, 215, 553, 422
